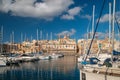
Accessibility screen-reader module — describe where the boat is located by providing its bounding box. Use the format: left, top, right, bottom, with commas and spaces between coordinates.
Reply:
79, 0, 120, 80
0, 27, 7, 66
36, 51, 51, 60
50, 53, 64, 59
6, 53, 21, 65
19, 53, 39, 62
0, 57, 6, 66
38, 55, 51, 60
79, 66, 120, 80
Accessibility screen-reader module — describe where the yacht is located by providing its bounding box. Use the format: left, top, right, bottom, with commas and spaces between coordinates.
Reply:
79, 0, 120, 80
0, 57, 6, 66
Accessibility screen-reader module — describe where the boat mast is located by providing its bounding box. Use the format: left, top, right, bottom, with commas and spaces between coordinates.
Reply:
37, 29, 39, 41
21, 32, 23, 43
24, 33, 26, 41
0, 26, 3, 54
12, 31, 14, 44
12, 31, 14, 53
51, 32, 52, 40
92, 5, 95, 39
40, 30, 42, 40
112, 0, 116, 62
10, 33, 12, 53
46, 33, 48, 40
91, 5, 95, 53
109, 3, 111, 45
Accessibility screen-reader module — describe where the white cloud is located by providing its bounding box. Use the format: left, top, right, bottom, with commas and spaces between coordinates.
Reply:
68, 7, 81, 15
84, 32, 106, 39
61, 7, 81, 20
99, 14, 109, 23
116, 11, 120, 23
98, 11, 120, 23
61, 14, 74, 20
0, 0, 74, 20
55, 29, 76, 37
81, 14, 91, 20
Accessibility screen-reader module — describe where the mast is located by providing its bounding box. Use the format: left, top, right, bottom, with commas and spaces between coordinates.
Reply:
12, 31, 14, 44
109, 3, 112, 45
91, 5, 95, 53
40, 30, 42, 40
37, 29, 38, 41
24, 33, 26, 41
112, 0, 116, 62
10, 33, 12, 53
50, 32, 52, 40
31, 35, 33, 42
117, 29, 120, 50
92, 5, 95, 38
12, 31, 14, 52
0, 27, 3, 54
21, 32, 23, 43
87, 25, 89, 40
46, 33, 48, 40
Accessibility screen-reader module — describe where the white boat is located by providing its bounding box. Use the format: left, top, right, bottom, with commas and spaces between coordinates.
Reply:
79, 1, 120, 80
36, 52, 51, 60
79, 62, 120, 80
0, 58, 6, 66
80, 66, 120, 80
20, 54, 38, 62
50, 53, 60, 59
38, 55, 51, 60
0, 27, 7, 66
78, 54, 87, 63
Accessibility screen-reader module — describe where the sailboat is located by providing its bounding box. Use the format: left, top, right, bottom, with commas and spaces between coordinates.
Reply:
79, 0, 120, 80
0, 27, 7, 66
0, 58, 6, 66
78, 5, 95, 63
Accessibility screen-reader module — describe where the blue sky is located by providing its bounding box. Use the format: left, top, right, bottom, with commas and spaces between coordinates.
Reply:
0, 0, 120, 43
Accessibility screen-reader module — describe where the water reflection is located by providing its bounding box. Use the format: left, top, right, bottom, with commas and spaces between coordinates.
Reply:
0, 56, 79, 80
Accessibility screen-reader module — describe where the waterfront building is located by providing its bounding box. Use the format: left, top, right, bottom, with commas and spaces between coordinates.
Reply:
2, 36, 118, 56
41, 35, 77, 55
77, 38, 113, 55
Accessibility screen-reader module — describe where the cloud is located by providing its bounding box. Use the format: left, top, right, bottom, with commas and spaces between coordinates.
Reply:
84, 32, 106, 39
98, 11, 120, 23
99, 14, 109, 23
61, 7, 82, 20
81, 14, 91, 20
55, 29, 76, 37
116, 11, 120, 23
0, 0, 74, 20
61, 14, 74, 20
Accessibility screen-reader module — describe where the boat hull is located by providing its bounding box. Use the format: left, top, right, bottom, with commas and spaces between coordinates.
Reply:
0, 59, 6, 67
80, 70, 120, 80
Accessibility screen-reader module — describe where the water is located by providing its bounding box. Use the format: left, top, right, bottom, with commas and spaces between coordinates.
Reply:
0, 56, 80, 80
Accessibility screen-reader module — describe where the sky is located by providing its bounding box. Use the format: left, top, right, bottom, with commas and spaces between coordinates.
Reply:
0, 0, 120, 43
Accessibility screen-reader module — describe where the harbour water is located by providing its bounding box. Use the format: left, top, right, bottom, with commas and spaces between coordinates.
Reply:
0, 56, 80, 80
